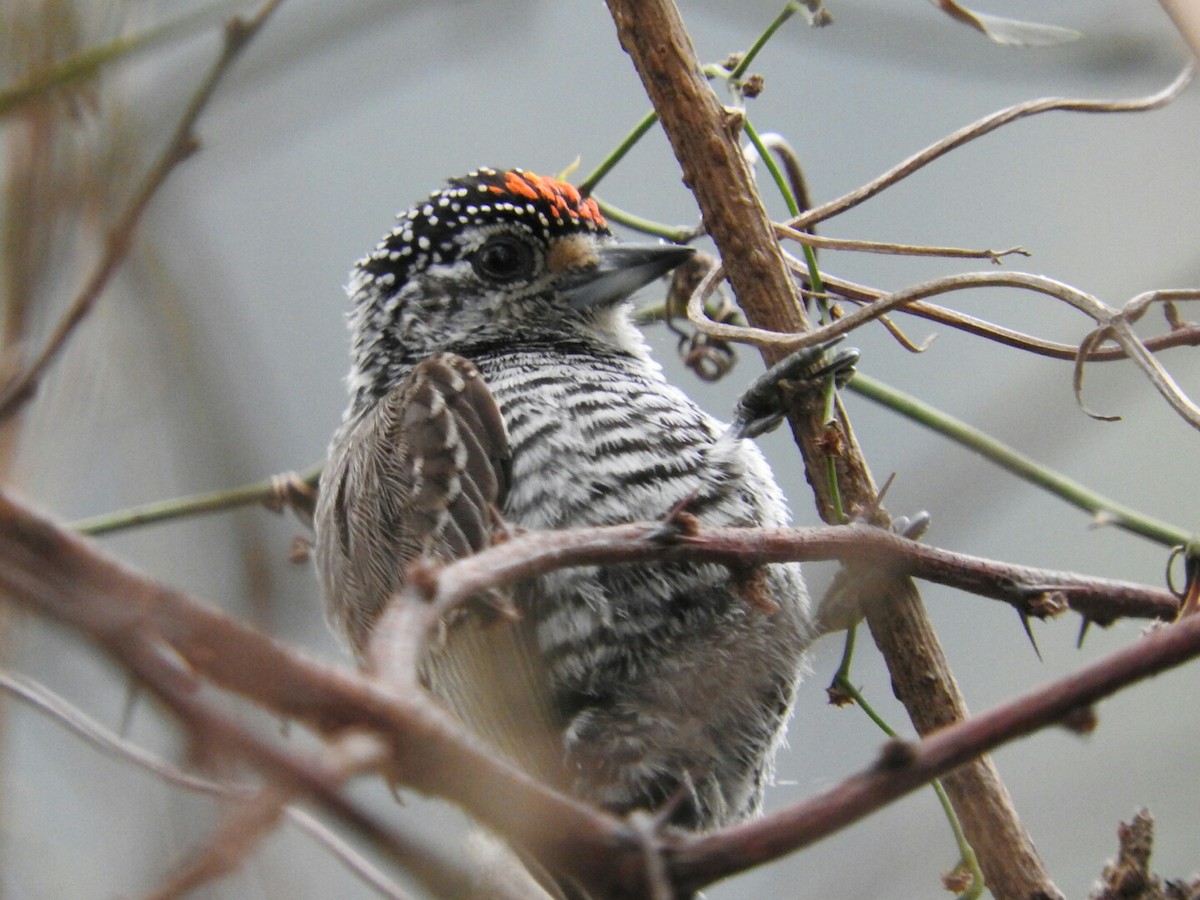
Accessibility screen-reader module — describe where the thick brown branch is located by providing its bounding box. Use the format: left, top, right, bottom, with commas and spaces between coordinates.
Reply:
604, 2, 1060, 895
0, 490, 644, 897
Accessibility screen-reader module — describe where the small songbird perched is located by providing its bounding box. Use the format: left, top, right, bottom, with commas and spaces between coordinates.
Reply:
313, 168, 815, 841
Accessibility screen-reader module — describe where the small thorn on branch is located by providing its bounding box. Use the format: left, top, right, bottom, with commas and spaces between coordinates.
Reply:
472, 589, 522, 624
487, 505, 526, 544
1025, 589, 1070, 620
406, 560, 442, 603
1059, 704, 1097, 735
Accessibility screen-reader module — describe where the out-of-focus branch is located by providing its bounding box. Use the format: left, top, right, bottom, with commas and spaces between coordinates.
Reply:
143, 735, 399, 900
0, 487, 1194, 897
0, 1, 244, 117
0, 489, 645, 898
1, 669, 462, 900
1159, 0, 1200, 61
0, 0, 286, 421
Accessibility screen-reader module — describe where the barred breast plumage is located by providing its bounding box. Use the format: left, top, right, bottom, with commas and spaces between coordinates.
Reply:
313, 168, 813, 836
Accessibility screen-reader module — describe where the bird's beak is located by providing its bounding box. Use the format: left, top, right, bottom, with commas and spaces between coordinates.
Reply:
560, 244, 694, 311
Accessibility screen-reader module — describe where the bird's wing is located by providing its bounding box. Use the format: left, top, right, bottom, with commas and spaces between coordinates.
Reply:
316, 352, 510, 647
314, 352, 563, 783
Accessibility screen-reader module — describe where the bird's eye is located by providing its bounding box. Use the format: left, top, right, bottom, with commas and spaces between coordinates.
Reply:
471, 234, 536, 283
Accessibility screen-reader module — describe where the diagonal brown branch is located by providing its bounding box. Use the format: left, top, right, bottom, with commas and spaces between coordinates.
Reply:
672, 607, 1200, 893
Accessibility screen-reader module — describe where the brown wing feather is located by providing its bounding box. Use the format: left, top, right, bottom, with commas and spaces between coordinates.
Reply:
314, 352, 562, 785
316, 353, 508, 646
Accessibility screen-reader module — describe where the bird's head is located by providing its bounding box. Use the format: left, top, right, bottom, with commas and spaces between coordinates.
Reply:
345, 168, 692, 409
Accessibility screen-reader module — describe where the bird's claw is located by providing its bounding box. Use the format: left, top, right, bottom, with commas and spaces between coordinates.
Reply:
729, 338, 859, 440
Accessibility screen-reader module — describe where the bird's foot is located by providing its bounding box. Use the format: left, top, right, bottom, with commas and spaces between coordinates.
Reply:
728, 338, 859, 440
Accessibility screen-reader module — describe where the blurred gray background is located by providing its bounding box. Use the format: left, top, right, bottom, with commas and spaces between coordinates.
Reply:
2, 1, 1198, 897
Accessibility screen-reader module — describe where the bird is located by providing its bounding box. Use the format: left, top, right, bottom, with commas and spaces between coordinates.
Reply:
313, 167, 815, 840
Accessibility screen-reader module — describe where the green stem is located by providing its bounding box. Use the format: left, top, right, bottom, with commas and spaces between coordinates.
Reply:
579, 1, 802, 195
742, 119, 800, 218
847, 372, 1188, 547
834, 675, 984, 899
742, 119, 826, 301
69, 464, 321, 536
592, 198, 697, 243
821, 369, 846, 522
578, 109, 660, 196
832, 622, 857, 685
931, 778, 986, 900
729, 2, 801, 80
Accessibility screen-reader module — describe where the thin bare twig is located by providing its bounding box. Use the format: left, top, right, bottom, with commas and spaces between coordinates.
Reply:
0, 0, 286, 421
775, 223, 1029, 264
0, 669, 423, 900
780, 256, 1200, 364
689, 267, 1200, 430
669, 251, 1200, 363
791, 65, 1194, 231
0, 667, 223, 794
1075, 289, 1200, 428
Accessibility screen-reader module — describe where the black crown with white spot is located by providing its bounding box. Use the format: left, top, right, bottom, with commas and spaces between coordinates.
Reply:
354, 167, 610, 297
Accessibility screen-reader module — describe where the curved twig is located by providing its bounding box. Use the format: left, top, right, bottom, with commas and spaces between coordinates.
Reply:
775, 223, 1029, 264
1073, 289, 1200, 428
689, 268, 1200, 429
791, 65, 1194, 230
